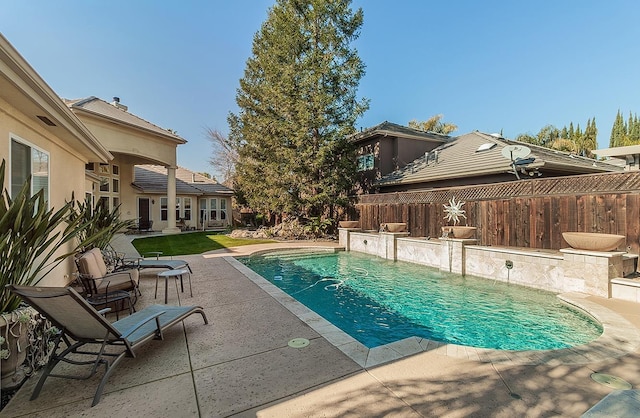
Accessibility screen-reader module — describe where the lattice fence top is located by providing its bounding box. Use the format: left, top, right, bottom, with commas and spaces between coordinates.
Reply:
357, 171, 640, 205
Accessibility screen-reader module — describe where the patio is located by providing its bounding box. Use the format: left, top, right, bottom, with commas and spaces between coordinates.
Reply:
3, 242, 640, 417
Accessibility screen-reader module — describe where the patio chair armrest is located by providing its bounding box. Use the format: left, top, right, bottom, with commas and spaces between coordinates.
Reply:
119, 311, 166, 339
97, 307, 112, 316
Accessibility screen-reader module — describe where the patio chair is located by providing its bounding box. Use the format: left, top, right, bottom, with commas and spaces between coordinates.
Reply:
76, 248, 141, 304
8, 285, 208, 407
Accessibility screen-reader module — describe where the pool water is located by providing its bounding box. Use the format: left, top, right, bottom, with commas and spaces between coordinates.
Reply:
239, 250, 603, 350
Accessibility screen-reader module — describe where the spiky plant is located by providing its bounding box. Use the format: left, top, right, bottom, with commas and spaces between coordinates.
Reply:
0, 160, 101, 313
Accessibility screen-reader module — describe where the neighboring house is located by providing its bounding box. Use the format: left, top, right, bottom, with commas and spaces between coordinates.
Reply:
132, 165, 233, 230
65, 96, 187, 233
350, 121, 451, 193
376, 131, 623, 192
593, 145, 640, 170
0, 34, 112, 286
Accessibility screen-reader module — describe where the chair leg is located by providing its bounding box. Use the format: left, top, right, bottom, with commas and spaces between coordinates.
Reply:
174, 276, 181, 304
91, 352, 127, 407
188, 273, 193, 297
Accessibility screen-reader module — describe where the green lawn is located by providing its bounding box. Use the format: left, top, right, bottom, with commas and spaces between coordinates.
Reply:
132, 231, 276, 257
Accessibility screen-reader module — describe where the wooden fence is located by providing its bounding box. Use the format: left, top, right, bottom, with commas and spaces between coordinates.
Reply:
356, 171, 640, 253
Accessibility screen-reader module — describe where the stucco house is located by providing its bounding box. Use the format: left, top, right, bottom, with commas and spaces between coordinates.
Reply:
1, 34, 230, 286
132, 165, 233, 231
64, 96, 189, 233
375, 131, 623, 192
0, 34, 113, 285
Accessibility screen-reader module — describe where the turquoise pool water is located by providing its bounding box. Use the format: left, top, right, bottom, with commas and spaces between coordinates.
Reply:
239, 250, 603, 350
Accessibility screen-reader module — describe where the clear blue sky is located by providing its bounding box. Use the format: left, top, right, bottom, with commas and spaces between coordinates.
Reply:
3, 1, 640, 179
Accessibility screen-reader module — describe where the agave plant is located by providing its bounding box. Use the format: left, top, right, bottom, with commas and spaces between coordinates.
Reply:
67, 197, 136, 252
0, 160, 101, 313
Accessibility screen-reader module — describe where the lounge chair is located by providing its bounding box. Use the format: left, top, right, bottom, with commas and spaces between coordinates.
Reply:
76, 248, 141, 303
8, 285, 208, 407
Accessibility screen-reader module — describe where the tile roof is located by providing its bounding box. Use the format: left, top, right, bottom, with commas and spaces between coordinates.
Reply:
132, 165, 233, 196
350, 121, 451, 144
65, 97, 186, 144
377, 131, 622, 187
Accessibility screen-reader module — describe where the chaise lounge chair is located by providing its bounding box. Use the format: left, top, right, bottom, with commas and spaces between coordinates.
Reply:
8, 285, 208, 407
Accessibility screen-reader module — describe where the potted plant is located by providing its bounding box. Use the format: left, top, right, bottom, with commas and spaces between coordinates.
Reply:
0, 160, 99, 388
442, 197, 476, 239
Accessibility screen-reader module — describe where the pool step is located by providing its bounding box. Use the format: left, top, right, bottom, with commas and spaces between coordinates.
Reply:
262, 249, 337, 262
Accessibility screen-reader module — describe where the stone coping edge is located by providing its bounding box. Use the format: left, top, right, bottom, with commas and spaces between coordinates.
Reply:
226, 252, 640, 369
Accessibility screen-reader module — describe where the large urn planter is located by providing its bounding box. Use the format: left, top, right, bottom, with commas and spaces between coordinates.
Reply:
381, 223, 407, 232
0, 308, 31, 388
562, 232, 625, 252
338, 221, 360, 229
442, 226, 477, 239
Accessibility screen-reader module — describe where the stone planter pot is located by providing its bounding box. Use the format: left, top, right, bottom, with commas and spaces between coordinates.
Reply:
1, 308, 30, 388
442, 226, 477, 239
381, 223, 407, 232
338, 221, 360, 229
562, 232, 625, 252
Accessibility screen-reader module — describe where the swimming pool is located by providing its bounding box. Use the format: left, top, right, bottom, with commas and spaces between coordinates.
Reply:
239, 250, 603, 350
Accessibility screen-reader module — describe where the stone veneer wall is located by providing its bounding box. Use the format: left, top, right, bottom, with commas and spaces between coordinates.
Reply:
339, 228, 627, 298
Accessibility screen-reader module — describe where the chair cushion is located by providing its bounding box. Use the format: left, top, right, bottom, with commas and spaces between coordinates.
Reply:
88, 248, 109, 277
78, 253, 104, 288
96, 271, 138, 293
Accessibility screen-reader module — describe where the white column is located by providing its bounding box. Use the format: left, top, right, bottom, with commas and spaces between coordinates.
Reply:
162, 166, 181, 234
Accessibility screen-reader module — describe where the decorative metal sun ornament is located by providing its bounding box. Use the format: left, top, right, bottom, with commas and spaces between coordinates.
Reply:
443, 197, 467, 226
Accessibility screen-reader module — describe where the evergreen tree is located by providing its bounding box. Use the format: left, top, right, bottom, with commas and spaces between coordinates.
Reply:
560, 126, 568, 140
610, 110, 626, 147
631, 114, 640, 143
568, 122, 575, 141
228, 0, 368, 219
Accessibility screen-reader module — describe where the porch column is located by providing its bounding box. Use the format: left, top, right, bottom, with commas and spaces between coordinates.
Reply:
162, 165, 180, 234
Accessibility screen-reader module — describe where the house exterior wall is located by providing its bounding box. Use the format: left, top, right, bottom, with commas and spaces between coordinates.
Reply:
0, 96, 88, 286
77, 116, 177, 167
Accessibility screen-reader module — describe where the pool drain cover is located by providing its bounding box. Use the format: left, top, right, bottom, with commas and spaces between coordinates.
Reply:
288, 338, 310, 348
590, 373, 632, 389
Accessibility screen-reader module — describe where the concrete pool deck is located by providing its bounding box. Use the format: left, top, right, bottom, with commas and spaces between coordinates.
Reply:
3, 241, 640, 417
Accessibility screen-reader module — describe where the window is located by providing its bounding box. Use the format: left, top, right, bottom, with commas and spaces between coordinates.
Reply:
10, 138, 49, 203
183, 197, 192, 220
209, 198, 218, 221
85, 162, 95, 171
99, 164, 110, 174
112, 179, 119, 193
220, 199, 227, 220
99, 177, 109, 192
98, 196, 109, 211
176, 197, 181, 220
112, 165, 119, 175
113, 197, 120, 210
357, 154, 374, 171
160, 197, 168, 221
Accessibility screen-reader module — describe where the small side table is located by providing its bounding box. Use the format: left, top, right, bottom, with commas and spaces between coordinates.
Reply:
155, 269, 192, 304
86, 290, 134, 320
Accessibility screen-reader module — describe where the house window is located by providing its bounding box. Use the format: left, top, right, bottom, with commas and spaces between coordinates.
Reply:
357, 154, 374, 171
174, 197, 192, 221
99, 177, 109, 192
183, 197, 192, 220
112, 179, 119, 193
85, 162, 95, 171
98, 196, 109, 210
113, 197, 120, 210
209, 198, 218, 221
112, 165, 119, 176
160, 197, 168, 221
10, 138, 49, 203
99, 163, 110, 174
220, 198, 227, 220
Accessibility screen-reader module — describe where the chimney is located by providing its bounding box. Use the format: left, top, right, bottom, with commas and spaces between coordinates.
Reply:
110, 96, 128, 111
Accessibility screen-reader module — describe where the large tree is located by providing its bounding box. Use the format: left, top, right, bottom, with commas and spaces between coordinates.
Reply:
408, 114, 457, 135
228, 0, 368, 219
